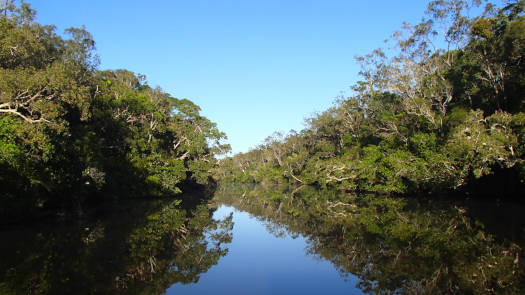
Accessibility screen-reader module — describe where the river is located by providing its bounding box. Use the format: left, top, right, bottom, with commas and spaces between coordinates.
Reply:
169, 205, 362, 294
0, 184, 523, 294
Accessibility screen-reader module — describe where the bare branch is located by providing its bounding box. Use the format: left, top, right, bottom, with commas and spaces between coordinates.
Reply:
0, 108, 49, 123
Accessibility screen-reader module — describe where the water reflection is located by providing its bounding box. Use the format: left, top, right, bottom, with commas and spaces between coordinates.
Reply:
168, 205, 362, 295
0, 199, 233, 295
213, 184, 525, 294
1, 185, 524, 294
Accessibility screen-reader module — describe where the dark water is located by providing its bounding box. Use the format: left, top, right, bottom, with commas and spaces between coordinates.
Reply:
1, 185, 524, 294
0, 199, 233, 295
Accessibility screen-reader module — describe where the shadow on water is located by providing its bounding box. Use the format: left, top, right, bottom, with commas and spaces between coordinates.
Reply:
0, 189, 233, 295
457, 198, 525, 245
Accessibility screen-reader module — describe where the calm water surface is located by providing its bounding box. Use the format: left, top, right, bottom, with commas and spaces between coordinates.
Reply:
168, 205, 362, 294
1, 185, 524, 294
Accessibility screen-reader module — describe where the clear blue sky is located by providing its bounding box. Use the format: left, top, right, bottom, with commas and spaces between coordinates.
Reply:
28, 0, 429, 154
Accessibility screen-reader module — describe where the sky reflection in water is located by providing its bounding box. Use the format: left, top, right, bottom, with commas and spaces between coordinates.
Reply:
168, 205, 362, 295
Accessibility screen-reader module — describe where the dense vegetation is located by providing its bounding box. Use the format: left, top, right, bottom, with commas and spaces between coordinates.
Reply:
0, 2, 229, 222
2, 0, 523, 294
214, 183, 524, 294
212, 3, 525, 293
217, 0, 524, 197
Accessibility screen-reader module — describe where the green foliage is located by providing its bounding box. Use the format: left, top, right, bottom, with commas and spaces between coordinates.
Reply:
0, 3, 229, 222
218, 0, 524, 198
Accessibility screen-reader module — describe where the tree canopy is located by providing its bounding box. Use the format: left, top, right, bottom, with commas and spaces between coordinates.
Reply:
217, 0, 525, 198
0, 1, 229, 222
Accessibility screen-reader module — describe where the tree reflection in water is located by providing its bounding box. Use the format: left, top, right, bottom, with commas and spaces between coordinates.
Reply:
1, 184, 523, 294
0, 199, 233, 295
213, 184, 524, 295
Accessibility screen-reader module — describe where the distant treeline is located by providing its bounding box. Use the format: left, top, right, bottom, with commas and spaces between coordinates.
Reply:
0, 1, 229, 222
217, 0, 525, 197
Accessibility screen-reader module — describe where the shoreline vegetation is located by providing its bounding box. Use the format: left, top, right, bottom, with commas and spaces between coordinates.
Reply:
216, 0, 524, 200
0, 1, 524, 293
0, 1, 229, 223
210, 2, 525, 292
0, 1, 522, 222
